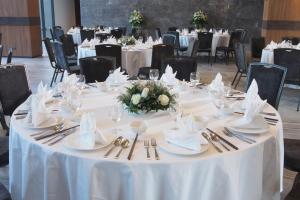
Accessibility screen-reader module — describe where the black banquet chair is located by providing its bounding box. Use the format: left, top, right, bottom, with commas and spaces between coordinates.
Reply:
246, 63, 287, 110
282, 37, 300, 45
168, 27, 177, 32
52, 41, 80, 80
79, 56, 114, 83
60, 34, 77, 65
162, 57, 197, 81
155, 28, 162, 39
273, 48, 300, 111
251, 37, 265, 61
232, 42, 248, 89
0, 45, 3, 65
167, 31, 187, 55
111, 28, 123, 39
190, 39, 199, 58
80, 29, 95, 42
197, 32, 213, 63
95, 44, 122, 69
43, 37, 63, 87
51, 26, 64, 41
0, 65, 31, 168
138, 44, 174, 79
6, 48, 13, 64
162, 34, 176, 48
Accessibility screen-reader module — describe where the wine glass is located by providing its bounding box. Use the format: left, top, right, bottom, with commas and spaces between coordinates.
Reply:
190, 72, 198, 86
169, 103, 183, 129
78, 74, 86, 91
149, 69, 159, 81
209, 90, 225, 118
110, 104, 123, 134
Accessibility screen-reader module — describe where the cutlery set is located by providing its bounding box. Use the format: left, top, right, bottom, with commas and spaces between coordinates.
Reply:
104, 136, 130, 159
144, 138, 160, 160
234, 111, 279, 126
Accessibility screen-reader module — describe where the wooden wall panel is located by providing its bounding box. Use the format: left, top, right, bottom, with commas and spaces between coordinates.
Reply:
0, 0, 42, 57
262, 0, 300, 43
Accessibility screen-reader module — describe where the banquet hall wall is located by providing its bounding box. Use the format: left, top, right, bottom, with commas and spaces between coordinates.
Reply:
80, 0, 264, 42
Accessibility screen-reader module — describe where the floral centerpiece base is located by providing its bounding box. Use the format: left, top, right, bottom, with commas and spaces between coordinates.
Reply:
118, 81, 176, 114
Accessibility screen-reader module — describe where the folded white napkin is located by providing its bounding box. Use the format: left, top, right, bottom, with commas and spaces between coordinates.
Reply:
164, 116, 208, 151
79, 113, 107, 149
68, 28, 74, 33
30, 94, 52, 127
106, 67, 128, 85
103, 36, 117, 45
154, 37, 163, 45
160, 65, 178, 86
208, 73, 224, 93
265, 40, 278, 50
209, 29, 213, 33
36, 81, 53, 102
90, 38, 100, 49
231, 80, 267, 129
81, 39, 90, 47
224, 30, 229, 35
62, 74, 79, 88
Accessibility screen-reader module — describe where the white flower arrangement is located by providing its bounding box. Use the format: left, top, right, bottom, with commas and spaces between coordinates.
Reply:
129, 10, 144, 28
192, 10, 208, 29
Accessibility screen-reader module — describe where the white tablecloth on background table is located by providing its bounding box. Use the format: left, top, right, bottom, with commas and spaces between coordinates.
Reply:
179, 34, 197, 56
77, 46, 152, 76
261, 49, 275, 64
9, 84, 283, 200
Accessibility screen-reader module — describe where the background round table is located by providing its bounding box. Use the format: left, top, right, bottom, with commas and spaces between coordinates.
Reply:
77, 46, 152, 76
9, 85, 283, 200
261, 49, 274, 64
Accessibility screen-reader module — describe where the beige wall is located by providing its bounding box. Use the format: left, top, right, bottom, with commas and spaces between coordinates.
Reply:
53, 0, 75, 32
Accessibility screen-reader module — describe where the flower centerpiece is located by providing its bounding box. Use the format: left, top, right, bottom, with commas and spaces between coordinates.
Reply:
129, 10, 144, 29
118, 81, 177, 114
118, 36, 136, 46
192, 10, 208, 29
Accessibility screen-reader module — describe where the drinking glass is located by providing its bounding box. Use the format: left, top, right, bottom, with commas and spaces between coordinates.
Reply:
78, 74, 86, 91
169, 103, 183, 129
110, 104, 123, 134
149, 69, 159, 81
190, 72, 198, 86
209, 90, 225, 118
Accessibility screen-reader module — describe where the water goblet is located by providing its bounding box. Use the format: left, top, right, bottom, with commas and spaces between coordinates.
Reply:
149, 69, 159, 81
190, 72, 198, 86
110, 104, 123, 134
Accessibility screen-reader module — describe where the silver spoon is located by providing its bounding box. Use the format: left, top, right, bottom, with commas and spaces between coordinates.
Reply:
210, 133, 230, 151
115, 139, 130, 159
104, 136, 123, 157
31, 123, 64, 137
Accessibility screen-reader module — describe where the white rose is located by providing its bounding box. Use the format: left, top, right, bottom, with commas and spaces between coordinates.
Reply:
158, 94, 169, 106
131, 94, 141, 105
141, 87, 149, 98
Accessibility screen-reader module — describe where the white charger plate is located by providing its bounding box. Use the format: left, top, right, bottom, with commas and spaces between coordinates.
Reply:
159, 140, 209, 156
63, 132, 114, 151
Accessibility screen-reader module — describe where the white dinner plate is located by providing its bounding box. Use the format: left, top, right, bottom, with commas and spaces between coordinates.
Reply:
63, 132, 114, 151
20, 117, 63, 129
227, 126, 269, 135
159, 140, 209, 156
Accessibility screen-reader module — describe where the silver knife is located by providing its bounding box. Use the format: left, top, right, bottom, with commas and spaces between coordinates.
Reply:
224, 127, 256, 144
202, 132, 222, 153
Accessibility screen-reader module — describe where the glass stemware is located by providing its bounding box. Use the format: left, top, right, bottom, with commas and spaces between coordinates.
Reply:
190, 72, 199, 86
209, 90, 225, 118
110, 104, 123, 134
149, 69, 159, 81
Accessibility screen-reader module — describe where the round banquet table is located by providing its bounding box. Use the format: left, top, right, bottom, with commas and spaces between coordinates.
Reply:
261, 49, 274, 64
77, 46, 152, 76
9, 83, 283, 200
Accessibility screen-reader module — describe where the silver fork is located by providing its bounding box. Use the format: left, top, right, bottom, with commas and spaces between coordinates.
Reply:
144, 140, 150, 159
151, 138, 160, 160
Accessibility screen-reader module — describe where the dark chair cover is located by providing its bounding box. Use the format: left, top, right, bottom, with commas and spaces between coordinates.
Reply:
111, 28, 123, 39
80, 29, 95, 42
95, 44, 122, 69
60, 34, 77, 58
79, 56, 114, 83
162, 57, 197, 81
168, 27, 177, 32
246, 63, 287, 109
197, 32, 213, 63
251, 37, 265, 59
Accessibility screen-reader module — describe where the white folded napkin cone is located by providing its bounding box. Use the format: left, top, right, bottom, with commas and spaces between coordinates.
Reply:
81, 39, 90, 47
164, 116, 208, 151
30, 94, 52, 127
106, 67, 128, 85
36, 81, 53, 102
79, 113, 107, 149
160, 65, 178, 86
208, 73, 224, 93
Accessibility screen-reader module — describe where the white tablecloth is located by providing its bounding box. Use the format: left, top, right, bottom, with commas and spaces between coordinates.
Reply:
180, 33, 230, 56
67, 31, 82, 45
261, 49, 274, 64
77, 46, 152, 76
9, 85, 283, 200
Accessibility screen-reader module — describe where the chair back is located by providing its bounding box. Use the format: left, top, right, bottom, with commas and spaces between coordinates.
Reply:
43, 37, 56, 66
151, 44, 174, 70
0, 45, 3, 65
251, 37, 265, 59
246, 63, 287, 109
197, 32, 213, 50
274, 48, 300, 85
0, 65, 31, 115
162, 57, 197, 81
190, 39, 199, 57
188, 27, 195, 33
80, 29, 95, 42
282, 37, 300, 45
95, 33, 110, 42
95, 44, 122, 68
60, 34, 77, 57
162, 34, 176, 48
228, 30, 244, 48
0, 33, 2, 44
168, 27, 177, 32
235, 29, 247, 43
167, 31, 180, 49
52, 26, 64, 41
155, 28, 162, 39
52, 41, 70, 72
111, 28, 123, 39
6, 48, 13, 64
79, 56, 114, 83
233, 42, 247, 73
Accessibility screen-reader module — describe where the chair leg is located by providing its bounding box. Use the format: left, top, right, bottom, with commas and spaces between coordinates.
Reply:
60, 71, 64, 82
231, 71, 239, 86
226, 51, 229, 65
297, 95, 300, 111
50, 69, 57, 87
214, 50, 217, 63
234, 73, 243, 89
